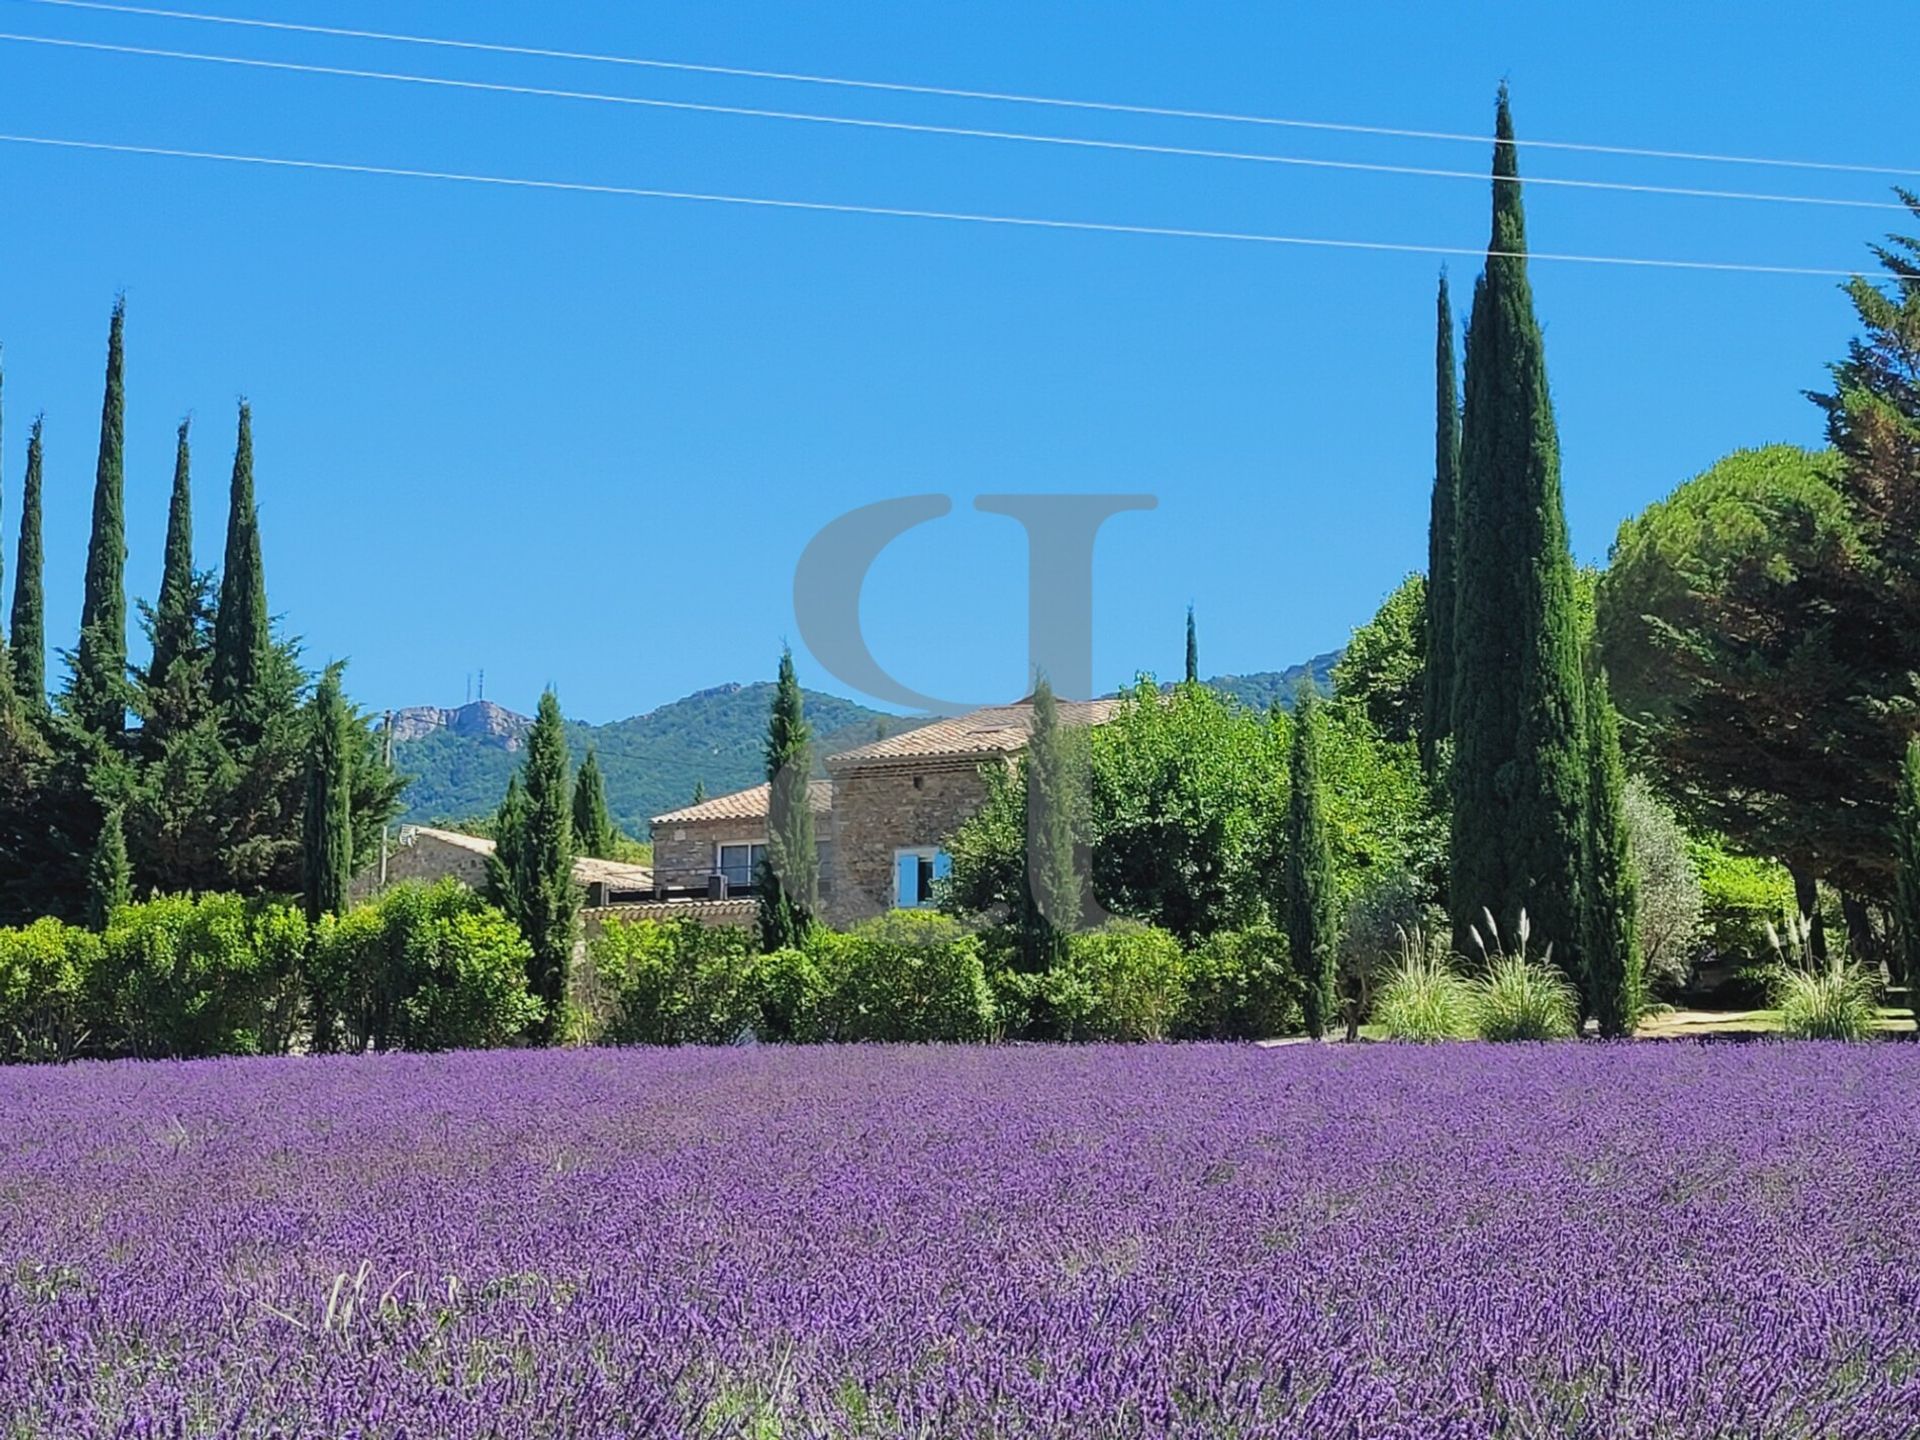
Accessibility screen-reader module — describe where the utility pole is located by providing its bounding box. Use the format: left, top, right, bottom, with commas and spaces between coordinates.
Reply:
378, 709, 395, 891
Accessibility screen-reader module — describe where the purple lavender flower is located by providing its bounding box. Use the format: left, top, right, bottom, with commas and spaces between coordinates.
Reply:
0, 1043, 1915, 1436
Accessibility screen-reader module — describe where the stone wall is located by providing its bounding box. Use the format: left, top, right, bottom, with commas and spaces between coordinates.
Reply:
650, 818, 768, 891
348, 830, 491, 904
826, 760, 998, 926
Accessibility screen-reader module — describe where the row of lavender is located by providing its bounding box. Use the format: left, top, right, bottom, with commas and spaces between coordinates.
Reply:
2, 1042, 1916, 1436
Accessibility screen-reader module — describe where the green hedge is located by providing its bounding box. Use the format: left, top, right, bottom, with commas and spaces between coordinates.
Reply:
310, 880, 542, 1053
584, 914, 1300, 1047
0, 884, 539, 1063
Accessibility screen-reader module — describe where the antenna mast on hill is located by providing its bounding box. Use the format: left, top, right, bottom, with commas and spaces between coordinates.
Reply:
465, 673, 472, 705
479, 669, 486, 702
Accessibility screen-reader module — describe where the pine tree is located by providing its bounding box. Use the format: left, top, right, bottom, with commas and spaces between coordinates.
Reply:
150, 419, 197, 689
1286, 689, 1338, 1037
72, 299, 129, 736
570, 746, 616, 859
1449, 87, 1590, 973
1185, 605, 1200, 685
758, 647, 819, 949
10, 415, 45, 711
1422, 272, 1462, 774
1894, 737, 1920, 990
301, 663, 354, 923
212, 402, 271, 722
486, 690, 577, 1041
87, 804, 131, 929
1582, 671, 1641, 1037
1024, 674, 1083, 970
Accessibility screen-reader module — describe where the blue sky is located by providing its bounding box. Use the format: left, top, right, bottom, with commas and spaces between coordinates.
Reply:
0, 1, 1908, 722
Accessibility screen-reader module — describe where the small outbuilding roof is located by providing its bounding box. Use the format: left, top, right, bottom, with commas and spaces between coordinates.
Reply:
401, 825, 654, 892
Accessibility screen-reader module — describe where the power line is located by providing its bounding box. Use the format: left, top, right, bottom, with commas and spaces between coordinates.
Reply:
11, 0, 1920, 181
0, 30, 1902, 214
0, 130, 1876, 278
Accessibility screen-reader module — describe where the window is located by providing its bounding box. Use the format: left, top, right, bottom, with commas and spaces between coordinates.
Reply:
716, 842, 767, 891
893, 847, 951, 908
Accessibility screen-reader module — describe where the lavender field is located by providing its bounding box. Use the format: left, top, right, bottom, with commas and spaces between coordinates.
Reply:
3, 1044, 1918, 1438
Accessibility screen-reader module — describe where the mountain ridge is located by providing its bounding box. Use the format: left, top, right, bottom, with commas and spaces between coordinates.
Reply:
392, 660, 1340, 835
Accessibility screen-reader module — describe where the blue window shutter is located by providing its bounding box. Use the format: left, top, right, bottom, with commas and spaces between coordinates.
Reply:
933, 851, 953, 882
895, 853, 918, 908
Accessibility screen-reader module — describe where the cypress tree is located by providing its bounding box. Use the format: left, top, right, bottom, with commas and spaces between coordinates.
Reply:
1286, 689, 1338, 1037
301, 663, 354, 923
1894, 737, 1920, 989
759, 647, 819, 949
1185, 605, 1200, 685
1448, 86, 1590, 972
0, 350, 9, 717
73, 298, 129, 736
486, 690, 577, 1041
571, 746, 616, 859
87, 805, 131, 930
691, 778, 706, 805
1582, 671, 1641, 1037
212, 401, 270, 720
1025, 674, 1083, 970
150, 419, 197, 688
1422, 272, 1462, 774
10, 415, 45, 710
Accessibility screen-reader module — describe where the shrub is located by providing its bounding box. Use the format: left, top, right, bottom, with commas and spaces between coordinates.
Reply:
1768, 913, 1879, 1042
92, 894, 307, 1059
1465, 910, 1579, 1042
312, 881, 542, 1052
752, 945, 829, 1043
0, 919, 99, 1063
1180, 927, 1302, 1039
1337, 868, 1445, 1037
587, 917, 761, 1046
1371, 927, 1475, 1042
1026, 922, 1186, 1042
812, 912, 995, 1043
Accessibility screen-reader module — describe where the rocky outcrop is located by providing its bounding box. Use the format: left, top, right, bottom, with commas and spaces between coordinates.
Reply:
389, 700, 533, 750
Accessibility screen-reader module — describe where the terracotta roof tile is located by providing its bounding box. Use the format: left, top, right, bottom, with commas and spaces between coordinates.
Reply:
652, 779, 832, 827
826, 698, 1122, 769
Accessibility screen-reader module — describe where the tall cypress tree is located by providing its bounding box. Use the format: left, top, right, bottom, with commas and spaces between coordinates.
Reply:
759, 647, 819, 949
87, 804, 131, 930
1185, 605, 1200, 685
150, 419, 197, 688
1448, 86, 1589, 972
0, 349, 9, 717
301, 663, 354, 923
1025, 674, 1083, 971
571, 746, 616, 859
1286, 689, 1338, 1037
73, 299, 129, 736
10, 415, 44, 711
212, 401, 270, 721
1582, 671, 1640, 1036
1894, 738, 1920, 990
486, 689, 577, 1042
1422, 272, 1462, 774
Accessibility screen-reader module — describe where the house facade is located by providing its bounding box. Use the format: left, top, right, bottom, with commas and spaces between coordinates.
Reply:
650, 780, 834, 898
645, 698, 1120, 929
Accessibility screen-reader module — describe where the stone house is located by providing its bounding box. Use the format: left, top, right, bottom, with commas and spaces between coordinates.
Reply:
650, 780, 834, 897
353, 825, 656, 907
821, 699, 1119, 925
643, 698, 1120, 929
